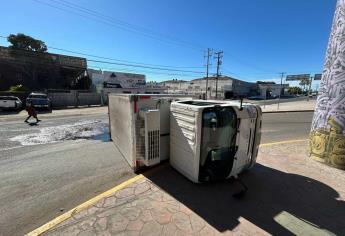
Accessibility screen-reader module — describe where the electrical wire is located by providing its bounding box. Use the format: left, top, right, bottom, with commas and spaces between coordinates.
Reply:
0, 41, 204, 75
47, 46, 204, 69
31, 0, 205, 52
1, 35, 203, 70
53, 0, 203, 49
0, 47, 201, 78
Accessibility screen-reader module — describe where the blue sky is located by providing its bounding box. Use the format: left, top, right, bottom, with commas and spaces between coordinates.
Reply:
0, 0, 336, 87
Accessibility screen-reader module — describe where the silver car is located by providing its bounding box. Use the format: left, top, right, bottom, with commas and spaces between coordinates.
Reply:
0, 96, 23, 110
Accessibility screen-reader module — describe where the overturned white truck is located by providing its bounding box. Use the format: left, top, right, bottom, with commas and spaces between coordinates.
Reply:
108, 94, 262, 183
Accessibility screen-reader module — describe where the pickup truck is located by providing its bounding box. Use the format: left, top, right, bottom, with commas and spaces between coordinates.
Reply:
26, 93, 52, 110
0, 96, 22, 111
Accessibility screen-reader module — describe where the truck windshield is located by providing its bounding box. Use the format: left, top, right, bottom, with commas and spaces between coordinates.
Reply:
199, 107, 237, 182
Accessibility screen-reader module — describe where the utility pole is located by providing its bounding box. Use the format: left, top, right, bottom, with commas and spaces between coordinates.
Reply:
204, 48, 213, 100
277, 72, 285, 110
307, 75, 313, 101
214, 51, 223, 99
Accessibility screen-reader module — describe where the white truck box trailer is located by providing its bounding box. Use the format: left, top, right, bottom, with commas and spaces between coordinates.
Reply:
170, 100, 262, 183
108, 95, 262, 183
108, 94, 191, 171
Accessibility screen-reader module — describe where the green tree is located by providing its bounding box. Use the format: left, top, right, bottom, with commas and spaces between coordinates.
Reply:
7, 33, 47, 52
6, 33, 52, 89
299, 78, 310, 92
288, 86, 302, 95
8, 84, 28, 92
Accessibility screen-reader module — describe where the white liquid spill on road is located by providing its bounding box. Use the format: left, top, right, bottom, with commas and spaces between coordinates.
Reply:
10, 120, 109, 146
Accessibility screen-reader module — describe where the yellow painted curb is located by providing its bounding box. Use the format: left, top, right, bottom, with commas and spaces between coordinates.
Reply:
260, 139, 308, 147
26, 174, 144, 236
26, 140, 308, 235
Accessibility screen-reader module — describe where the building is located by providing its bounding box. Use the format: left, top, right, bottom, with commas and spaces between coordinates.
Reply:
0, 46, 87, 91
88, 69, 165, 102
88, 69, 147, 92
256, 81, 289, 98
160, 77, 289, 99
161, 77, 241, 98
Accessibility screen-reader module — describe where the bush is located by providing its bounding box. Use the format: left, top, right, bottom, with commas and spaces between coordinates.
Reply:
8, 84, 28, 92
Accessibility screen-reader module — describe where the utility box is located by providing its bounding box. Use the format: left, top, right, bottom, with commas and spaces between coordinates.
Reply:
141, 109, 160, 166
108, 94, 191, 171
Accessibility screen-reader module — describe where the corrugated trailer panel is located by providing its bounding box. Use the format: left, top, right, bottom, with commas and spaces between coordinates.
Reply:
108, 94, 135, 168
108, 94, 192, 171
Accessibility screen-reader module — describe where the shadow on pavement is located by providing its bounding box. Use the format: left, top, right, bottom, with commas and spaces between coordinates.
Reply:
92, 132, 111, 142
0, 109, 22, 115
36, 109, 52, 114
144, 163, 344, 235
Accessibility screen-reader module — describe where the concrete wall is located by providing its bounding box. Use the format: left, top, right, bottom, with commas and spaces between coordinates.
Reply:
47, 90, 101, 108
78, 92, 102, 106
101, 87, 165, 104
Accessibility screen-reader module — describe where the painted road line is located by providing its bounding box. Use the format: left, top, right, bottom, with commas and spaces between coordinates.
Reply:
260, 139, 308, 147
26, 174, 144, 236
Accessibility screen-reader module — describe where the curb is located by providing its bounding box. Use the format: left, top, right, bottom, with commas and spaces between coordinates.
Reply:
26, 174, 144, 236
26, 140, 308, 236
26, 163, 167, 236
259, 139, 308, 147
262, 110, 314, 114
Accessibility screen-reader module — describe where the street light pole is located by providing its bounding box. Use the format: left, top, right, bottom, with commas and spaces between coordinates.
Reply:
204, 48, 212, 100
214, 51, 223, 100
277, 72, 285, 110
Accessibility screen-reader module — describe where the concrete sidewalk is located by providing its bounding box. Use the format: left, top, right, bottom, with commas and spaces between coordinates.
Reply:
0, 106, 108, 122
260, 99, 316, 113
31, 141, 345, 236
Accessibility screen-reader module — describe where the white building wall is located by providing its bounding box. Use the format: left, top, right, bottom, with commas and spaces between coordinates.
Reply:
163, 79, 233, 98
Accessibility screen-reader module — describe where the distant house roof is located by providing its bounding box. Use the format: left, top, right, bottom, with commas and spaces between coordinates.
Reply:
162, 79, 187, 83
192, 76, 234, 81
257, 81, 276, 85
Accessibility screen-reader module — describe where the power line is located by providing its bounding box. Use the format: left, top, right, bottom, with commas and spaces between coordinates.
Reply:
0, 36, 204, 74
88, 65, 198, 78
87, 59, 204, 74
31, 0, 205, 52
0, 46, 201, 78
2, 35, 322, 81
53, 0, 203, 50
47, 46, 203, 69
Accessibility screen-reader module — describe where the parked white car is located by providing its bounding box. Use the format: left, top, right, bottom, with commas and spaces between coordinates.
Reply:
0, 96, 23, 111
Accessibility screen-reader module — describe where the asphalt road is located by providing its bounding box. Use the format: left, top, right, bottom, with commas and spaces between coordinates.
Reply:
0, 113, 135, 236
261, 111, 314, 143
0, 111, 314, 236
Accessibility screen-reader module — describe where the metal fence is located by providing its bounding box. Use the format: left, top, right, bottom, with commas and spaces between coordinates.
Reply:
47, 90, 102, 108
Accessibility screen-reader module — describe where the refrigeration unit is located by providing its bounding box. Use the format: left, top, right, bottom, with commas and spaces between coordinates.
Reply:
170, 100, 262, 183
108, 94, 191, 171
